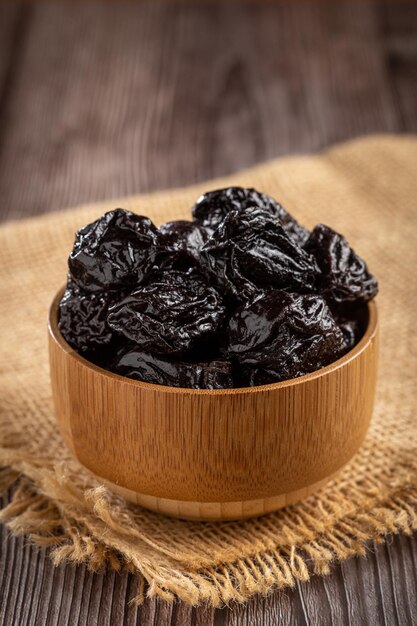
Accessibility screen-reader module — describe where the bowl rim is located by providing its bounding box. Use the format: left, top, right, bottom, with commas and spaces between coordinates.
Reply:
49, 286, 378, 396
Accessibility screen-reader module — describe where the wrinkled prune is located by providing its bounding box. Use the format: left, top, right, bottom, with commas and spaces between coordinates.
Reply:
69, 209, 160, 292
304, 224, 378, 305
193, 186, 309, 244
59, 186, 378, 389
159, 220, 208, 260
110, 348, 233, 389
107, 270, 225, 355
333, 303, 368, 353
59, 281, 117, 354
156, 220, 208, 273
201, 205, 321, 300
225, 291, 345, 385
337, 318, 361, 353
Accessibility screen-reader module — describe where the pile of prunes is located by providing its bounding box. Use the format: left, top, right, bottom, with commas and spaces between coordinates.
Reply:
59, 187, 378, 389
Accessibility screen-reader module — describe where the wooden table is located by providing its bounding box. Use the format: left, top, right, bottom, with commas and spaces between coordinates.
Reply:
1, 3, 416, 624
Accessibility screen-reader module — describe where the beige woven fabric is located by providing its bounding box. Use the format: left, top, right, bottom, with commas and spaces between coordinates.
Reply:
1, 135, 416, 606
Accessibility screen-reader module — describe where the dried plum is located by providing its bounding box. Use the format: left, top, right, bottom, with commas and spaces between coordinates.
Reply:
201, 205, 321, 300
156, 220, 208, 272
192, 186, 309, 244
337, 318, 361, 353
333, 303, 368, 353
304, 224, 378, 304
225, 291, 345, 385
69, 209, 160, 292
58, 281, 118, 354
107, 270, 225, 355
110, 348, 233, 389
159, 220, 208, 260
59, 187, 378, 389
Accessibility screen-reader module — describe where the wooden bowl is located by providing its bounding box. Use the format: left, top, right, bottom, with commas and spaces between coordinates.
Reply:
49, 289, 378, 521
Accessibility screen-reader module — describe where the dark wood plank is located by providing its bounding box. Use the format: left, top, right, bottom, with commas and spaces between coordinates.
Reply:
0, 2, 416, 221
3, 489, 416, 626
1, 3, 417, 626
382, 2, 417, 132
0, 5, 24, 99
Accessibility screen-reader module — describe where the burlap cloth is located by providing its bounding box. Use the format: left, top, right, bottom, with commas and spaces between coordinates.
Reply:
0, 135, 416, 606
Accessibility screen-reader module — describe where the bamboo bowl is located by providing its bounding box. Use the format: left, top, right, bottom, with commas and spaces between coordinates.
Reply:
49, 289, 378, 521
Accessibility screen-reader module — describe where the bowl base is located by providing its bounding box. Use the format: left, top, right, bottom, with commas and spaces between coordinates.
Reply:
99, 472, 341, 521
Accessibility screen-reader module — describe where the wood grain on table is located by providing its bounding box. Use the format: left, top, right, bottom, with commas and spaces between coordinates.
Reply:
0, 2, 416, 625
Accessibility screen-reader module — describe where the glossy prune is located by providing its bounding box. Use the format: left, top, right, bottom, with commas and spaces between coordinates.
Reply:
304, 224, 378, 305
337, 318, 361, 353
159, 220, 208, 261
69, 209, 160, 292
156, 220, 207, 273
192, 187, 309, 244
58, 282, 117, 354
110, 348, 233, 389
201, 205, 321, 300
225, 290, 345, 385
59, 187, 378, 389
107, 270, 225, 355
333, 303, 368, 353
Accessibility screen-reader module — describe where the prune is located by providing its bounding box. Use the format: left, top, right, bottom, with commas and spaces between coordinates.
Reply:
58, 281, 118, 354
337, 318, 361, 353
59, 187, 378, 389
193, 186, 309, 244
225, 290, 345, 385
68, 209, 160, 292
156, 220, 208, 273
159, 220, 208, 261
110, 348, 233, 389
333, 303, 368, 353
107, 270, 225, 355
304, 224, 378, 305
200, 205, 321, 300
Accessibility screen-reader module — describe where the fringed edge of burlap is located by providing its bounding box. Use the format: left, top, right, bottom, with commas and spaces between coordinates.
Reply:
1, 452, 417, 607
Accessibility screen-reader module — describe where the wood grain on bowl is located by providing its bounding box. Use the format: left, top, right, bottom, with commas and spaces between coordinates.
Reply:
49, 289, 378, 521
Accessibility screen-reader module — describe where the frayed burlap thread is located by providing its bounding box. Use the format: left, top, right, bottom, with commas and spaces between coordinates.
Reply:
1, 134, 416, 606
